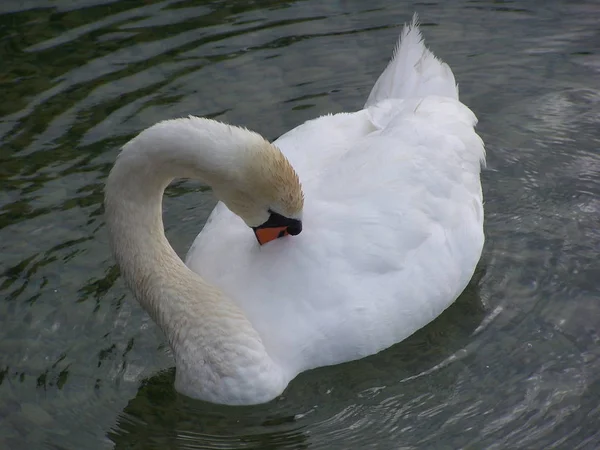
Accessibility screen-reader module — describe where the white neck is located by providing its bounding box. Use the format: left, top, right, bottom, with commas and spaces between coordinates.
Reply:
104, 118, 288, 404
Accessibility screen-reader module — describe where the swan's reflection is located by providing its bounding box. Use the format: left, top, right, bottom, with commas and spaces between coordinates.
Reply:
108, 269, 486, 449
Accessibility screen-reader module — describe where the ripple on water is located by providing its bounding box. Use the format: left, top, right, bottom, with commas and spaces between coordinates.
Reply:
1, 0, 600, 449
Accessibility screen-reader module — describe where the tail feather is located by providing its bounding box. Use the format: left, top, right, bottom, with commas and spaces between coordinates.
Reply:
365, 14, 458, 107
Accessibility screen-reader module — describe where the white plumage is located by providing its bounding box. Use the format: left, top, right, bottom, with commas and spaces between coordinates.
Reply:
105, 16, 485, 405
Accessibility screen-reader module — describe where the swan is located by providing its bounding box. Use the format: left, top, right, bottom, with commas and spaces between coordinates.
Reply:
104, 16, 485, 405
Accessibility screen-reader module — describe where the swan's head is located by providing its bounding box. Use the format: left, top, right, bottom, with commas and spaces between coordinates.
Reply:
213, 137, 304, 246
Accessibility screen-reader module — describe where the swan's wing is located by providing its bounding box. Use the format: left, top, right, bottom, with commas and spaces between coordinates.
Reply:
291, 96, 485, 365
319, 96, 484, 197
310, 96, 485, 307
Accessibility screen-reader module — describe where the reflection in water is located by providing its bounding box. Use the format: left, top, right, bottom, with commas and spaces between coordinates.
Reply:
1, 0, 600, 448
109, 276, 486, 449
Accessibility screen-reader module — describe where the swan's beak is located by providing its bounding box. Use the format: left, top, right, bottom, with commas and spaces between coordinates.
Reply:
252, 212, 302, 246
254, 226, 289, 245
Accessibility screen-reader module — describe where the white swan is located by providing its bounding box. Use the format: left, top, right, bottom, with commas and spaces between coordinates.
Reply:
105, 17, 485, 405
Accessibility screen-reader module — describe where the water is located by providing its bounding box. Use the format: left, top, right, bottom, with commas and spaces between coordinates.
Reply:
1, 0, 599, 448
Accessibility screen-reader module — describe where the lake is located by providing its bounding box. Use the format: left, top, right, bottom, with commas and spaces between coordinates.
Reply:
1, 0, 600, 448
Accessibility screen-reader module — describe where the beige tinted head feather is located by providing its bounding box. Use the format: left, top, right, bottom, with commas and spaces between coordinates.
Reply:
248, 141, 304, 216
215, 135, 304, 228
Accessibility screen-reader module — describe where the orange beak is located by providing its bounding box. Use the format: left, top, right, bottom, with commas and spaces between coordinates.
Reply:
254, 226, 289, 245
252, 211, 302, 246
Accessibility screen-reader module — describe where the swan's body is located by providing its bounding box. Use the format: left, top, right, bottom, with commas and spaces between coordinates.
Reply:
105, 17, 485, 405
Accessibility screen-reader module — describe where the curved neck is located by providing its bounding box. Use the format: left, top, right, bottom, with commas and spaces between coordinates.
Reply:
104, 118, 287, 404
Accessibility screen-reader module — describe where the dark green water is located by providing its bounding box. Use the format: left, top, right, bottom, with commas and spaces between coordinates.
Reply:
1, 0, 600, 448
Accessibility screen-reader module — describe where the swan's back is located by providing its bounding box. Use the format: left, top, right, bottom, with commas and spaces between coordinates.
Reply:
186, 17, 484, 378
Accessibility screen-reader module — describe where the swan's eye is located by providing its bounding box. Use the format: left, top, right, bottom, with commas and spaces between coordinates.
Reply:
252, 210, 302, 245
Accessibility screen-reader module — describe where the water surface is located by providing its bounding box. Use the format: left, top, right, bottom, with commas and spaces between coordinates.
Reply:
1, 0, 600, 448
